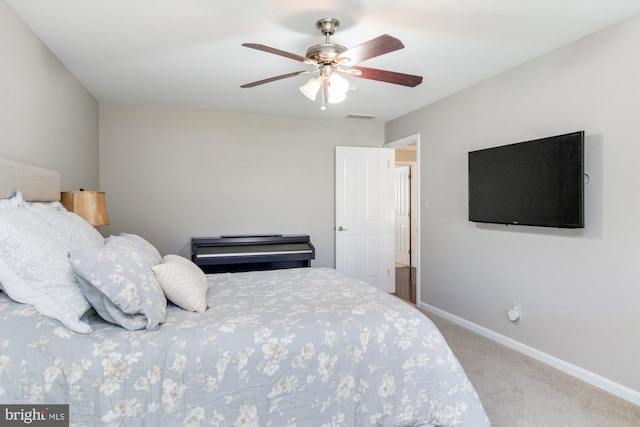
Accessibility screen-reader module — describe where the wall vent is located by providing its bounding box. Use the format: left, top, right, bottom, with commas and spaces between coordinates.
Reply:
346, 114, 377, 120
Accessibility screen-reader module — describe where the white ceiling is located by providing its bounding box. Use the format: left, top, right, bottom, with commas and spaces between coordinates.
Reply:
7, 0, 640, 121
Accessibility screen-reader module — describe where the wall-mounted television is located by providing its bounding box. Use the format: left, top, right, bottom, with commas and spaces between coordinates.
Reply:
468, 131, 584, 229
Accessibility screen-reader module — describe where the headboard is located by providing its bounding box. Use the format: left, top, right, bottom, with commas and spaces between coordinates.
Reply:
0, 158, 61, 202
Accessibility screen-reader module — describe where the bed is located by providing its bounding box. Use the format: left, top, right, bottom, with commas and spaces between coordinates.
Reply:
0, 158, 490, 426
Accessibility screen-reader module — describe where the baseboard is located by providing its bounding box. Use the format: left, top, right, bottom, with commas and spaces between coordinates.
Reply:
419, 302, 640, 406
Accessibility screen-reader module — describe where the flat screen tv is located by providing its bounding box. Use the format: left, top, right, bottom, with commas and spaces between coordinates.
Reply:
468, 131, 584, 228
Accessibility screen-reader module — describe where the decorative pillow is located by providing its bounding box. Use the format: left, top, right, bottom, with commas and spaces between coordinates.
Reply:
27, 204, 104, 250
152, 254, 208, 313
0, 208, 92, 333
69, 234, 167, 331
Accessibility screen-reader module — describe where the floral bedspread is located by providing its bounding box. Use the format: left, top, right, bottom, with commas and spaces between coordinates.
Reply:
0, 267, 489, 426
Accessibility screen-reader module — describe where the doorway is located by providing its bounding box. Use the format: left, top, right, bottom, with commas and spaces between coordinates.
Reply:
385, 135, 420, 305
394, 164, 411, 267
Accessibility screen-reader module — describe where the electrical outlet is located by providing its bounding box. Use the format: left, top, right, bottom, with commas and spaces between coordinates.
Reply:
507, 302, 522, 324
513, 302, 522, 317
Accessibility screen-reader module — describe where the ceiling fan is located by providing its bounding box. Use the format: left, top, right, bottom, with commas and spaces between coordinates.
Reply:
240, 18, 423, 109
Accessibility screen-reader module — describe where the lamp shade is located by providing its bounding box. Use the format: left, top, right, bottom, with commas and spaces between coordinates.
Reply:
299, 77, 321, 101
60, 190, 109, 226
328, 72, 349, 101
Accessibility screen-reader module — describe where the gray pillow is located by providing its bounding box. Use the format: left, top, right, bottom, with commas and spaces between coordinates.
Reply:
69, 234, 167, 330
115, 232, 163, 265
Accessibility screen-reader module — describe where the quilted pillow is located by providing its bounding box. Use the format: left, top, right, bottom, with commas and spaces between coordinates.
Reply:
0, 207, 92, 333
69, 234, 167, 330
0, 190, 25, 210
25, 199, 64, 211
27, 203, 104, 250
152, 254, 208, 313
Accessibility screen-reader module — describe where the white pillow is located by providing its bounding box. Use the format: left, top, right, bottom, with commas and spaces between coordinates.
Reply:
0, 208, 92, 333
27, 204, 104, 250
25, 200, 65, 211
152, 254, 208, 313
0, 190, 25, 210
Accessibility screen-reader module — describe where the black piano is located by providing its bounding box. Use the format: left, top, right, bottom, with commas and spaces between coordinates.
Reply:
191, 234, 315, 274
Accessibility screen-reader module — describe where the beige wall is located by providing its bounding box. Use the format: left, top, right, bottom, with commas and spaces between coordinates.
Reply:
0, 1, 98, 190
386, 14, 640, 396
99, 104, 385, 266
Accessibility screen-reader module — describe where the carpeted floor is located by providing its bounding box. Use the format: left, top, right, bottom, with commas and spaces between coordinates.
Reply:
424, 312, 640, 427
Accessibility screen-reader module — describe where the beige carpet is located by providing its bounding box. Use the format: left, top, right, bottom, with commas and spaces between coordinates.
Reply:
424, 312, 640, 427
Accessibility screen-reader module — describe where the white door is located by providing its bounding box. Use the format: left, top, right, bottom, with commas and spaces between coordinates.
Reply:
394, 165, 411, 266
335, 146, 395, 292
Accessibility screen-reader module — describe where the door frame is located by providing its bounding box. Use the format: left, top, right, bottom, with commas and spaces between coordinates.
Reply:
385, 134, 421, 305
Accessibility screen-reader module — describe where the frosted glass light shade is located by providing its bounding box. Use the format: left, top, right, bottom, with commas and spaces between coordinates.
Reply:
299, 77, 321, 101
327, 72, 349, 103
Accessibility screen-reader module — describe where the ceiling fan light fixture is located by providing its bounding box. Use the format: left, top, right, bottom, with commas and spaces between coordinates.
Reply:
327, 72, 349, 104
299, 77, 321, 101
327, 91, 347, 104
329, 72, 349, 92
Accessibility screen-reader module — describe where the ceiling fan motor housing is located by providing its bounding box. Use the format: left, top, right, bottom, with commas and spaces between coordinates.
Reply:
306, 43, 347, 64
307, 18, 348, 64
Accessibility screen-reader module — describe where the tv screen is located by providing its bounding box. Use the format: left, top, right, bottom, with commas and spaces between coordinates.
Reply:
468, 131, 584, 228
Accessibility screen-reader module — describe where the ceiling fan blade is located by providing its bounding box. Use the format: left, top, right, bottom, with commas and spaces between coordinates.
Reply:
337, 34, 404, 64
349, 66, 423, 87
242, 43, 316, 65
241, 70, 311, 88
